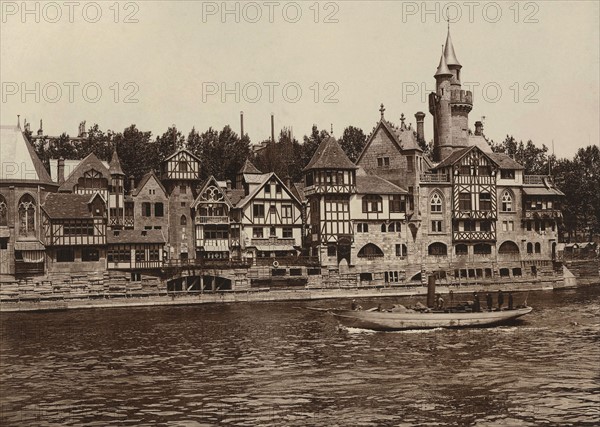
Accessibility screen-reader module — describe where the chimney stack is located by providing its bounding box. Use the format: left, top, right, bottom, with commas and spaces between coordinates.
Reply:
271, 113, 275, 143
284, 175, 292, 190
240, 111, 244, 137
474, 121, 483, 136
58, 158, 65, 184
17, 115, 20, 129
415, 111, 426, 143
37, 119, 43, 136
129, 176, 136, 193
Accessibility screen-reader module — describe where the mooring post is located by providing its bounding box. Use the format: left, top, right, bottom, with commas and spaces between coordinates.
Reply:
427, 275, 436, 308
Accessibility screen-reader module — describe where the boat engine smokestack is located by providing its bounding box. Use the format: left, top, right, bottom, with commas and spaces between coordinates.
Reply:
427, 275, 436, 308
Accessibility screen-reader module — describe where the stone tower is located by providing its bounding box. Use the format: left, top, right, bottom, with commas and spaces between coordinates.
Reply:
429, 27, 473, 162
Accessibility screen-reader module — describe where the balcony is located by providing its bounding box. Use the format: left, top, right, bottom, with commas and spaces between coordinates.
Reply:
523, 209, 563, 219
523, 175, 550, 185
453, 230, 496, 242
420, 173, 451, 183
250, 237, 297, 247
196, 216, 230, 224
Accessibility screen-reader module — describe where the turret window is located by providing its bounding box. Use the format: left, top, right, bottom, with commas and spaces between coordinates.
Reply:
501, 191, 513, 212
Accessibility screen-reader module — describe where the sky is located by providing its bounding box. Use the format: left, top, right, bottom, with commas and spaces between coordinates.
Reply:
1, 1, 598, 159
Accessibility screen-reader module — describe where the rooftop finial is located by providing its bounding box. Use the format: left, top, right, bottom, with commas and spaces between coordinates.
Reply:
400, 113, 406, 129
379, 103, 385, 119
17, 114, 20, 128
330, 123, 333, 135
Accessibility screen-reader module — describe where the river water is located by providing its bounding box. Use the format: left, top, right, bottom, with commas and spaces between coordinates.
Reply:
1, 287, 599, 426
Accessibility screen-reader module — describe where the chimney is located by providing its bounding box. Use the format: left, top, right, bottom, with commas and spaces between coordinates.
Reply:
474, 121, 483, 136
58, 158, 65, 184
284, 175, 292, 189
240, 111, 244, 137
129, 176, 136, 193
415, 111, 426, 143
37, 119, 43, 136
271, 113, 275, 143
17, 115, 20, 129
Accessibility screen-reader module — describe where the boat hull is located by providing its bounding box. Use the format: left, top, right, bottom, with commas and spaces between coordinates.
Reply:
332, 307, 533, 331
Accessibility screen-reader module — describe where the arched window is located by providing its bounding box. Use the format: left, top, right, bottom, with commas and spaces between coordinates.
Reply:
474, 243, 492, 255
499, 241, 520, 254
388, 221, 402, 232
501, 190, 513, 212
381, 223, 387, 232
357, 243, 384, 258
430, 192, 443, 213
180, 215, 187, 226
428, 242, 447, 256
535, 242, 541, 254
18, 194, 36, 237
0, 194, 7, 226
527, 243, 533, 254
362, 195, 382, 213
455, 244, 468, 255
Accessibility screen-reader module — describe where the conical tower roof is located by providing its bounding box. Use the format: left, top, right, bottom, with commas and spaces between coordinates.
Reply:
303, 136, 358, 171
444, 27, 461, 67
109, 150, 125, 175
238, 159, 262, 175
435, 46, 452, 77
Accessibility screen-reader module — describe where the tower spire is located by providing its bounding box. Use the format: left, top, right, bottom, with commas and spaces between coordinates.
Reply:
444, 24, 461, 67
435, 45, 452, 77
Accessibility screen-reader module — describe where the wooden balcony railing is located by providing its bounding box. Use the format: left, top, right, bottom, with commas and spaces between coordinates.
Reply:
420, 173, 451, 183
250, 237, 297, 246
523, 175, 550, 185
196, 216, 230, 224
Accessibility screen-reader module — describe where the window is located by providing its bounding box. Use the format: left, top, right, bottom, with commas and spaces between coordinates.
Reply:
327, 245, 337, 256
276, 184, 282, 193
264, 184, 271, 194
82, 247, 100, 262
480, 221, 492, 232
180, 215, 187, 226
381, 223, 387, 232
431, 220, 443, 233
455, 244, 468, 255
499, 241, 519, 254
0, 238, 7, 250
479, 193, 492, 211
357, 243, 384, 258
18, 194, 36, 237
430, 193, 443, 212
180, 184, 188, 194
142, 203, 151, 217
135, 249, 145, 263
377, 157, 390, 167
388, 222, 401, 232
179, 160, 188, 172
131, 272, 142, 282
389, 195, 405, 213
181, 202, 186, 207
462, 220, 476, 232
501, 191, 513, 212
270, 226, 276, 236
282, 227, 293, 238
428, 242, 447, 256
268, 206, 277, 217
527, 243, 533, 254
395, 243, 407, 257
356, 223, 369, 233
57, 247, 74, 262
377, 158, 383, 167
0, 194, 7, 226
474, 243, 492, 255
526, 221, 532, 231
407, 156, 414, 172
458, 193, 471, 210
253, 227, 263, 238
362, 195, 382, 213
501, 169, 515, 179
253, 204, 265, 218
281, 205, 292, 219
154, 203, 164, 217
535, 242, 541, 254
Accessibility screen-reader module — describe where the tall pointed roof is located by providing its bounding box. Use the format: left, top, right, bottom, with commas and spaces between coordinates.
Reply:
238, 159, 262, 175
435, 46, 452, 77
109, 150, 125, 175
58, 152, 110, 192
0, 125, 55, 185
444, 27, 461, 67
303, 137, 358, 171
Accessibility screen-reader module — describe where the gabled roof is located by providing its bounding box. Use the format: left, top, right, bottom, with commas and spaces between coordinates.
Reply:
290, 182, 306, 202
432, 146, 473, 170
191, 176, 233, 209
58, 152, 110, 192
0, 125, 55, 185
303, 137, 358, 171
235, 173, 301, 208
43, 192, 104, 219
107, 229, 166, 244
132, 171, 167, 197
468, 134, 493, 153
486, 152, 524, 170
356, 173, 407, 195
432, 145, 526, 171
227, 189, 246, 206
356, 119, 422, 164
163, 149, 202, 164
109, 150, 125, 175
238, 159, 262, 175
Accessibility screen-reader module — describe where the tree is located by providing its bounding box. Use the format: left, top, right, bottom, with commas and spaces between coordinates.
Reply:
155, 126, 185, 162
254, 128, 303, 181
301, 125, 330, 170
491, 135, 550, 174
339, 126, 366, 162
113, 125, 158, 182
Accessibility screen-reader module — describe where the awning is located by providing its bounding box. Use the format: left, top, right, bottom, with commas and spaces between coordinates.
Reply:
522, 187, 564, 196
14, 240, 45, 251
255, 245, 296, 252
22, 250, 44, 263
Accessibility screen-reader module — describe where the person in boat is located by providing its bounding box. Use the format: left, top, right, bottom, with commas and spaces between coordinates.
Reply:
473, 292, 481, 312
508, 292, 514, 310
498, 290, 505, 310
486, 293, 493, 311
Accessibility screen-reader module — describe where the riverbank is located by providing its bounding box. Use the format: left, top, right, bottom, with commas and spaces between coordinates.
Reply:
2, 276, 597, 313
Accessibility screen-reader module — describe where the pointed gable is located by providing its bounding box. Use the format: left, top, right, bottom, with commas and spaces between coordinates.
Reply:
109, 150, 125, 175
0, 125, 54, 185
58, 152, 110, 192
238, 159, 262, 175
303, 137, 358, 171
133, 171, 168, 197
192, 176, 233, 209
